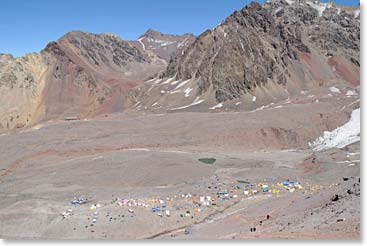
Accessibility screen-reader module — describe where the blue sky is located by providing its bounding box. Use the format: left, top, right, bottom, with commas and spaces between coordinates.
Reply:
0, 0, 359, 57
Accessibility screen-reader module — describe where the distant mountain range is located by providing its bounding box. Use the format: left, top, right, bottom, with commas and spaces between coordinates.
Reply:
0, 0, 360, 132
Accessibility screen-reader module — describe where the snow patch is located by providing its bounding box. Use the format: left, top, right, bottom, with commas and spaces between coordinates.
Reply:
152, 39, 175, 47
274, 6, 283, 14
309, 108, 360, 151
184, 87, 193, 97
159, 150, 191, 154
306, 1, 331, 16
171, 80, 181, 86
329, 86, 341, 94
253, 105, 269, 112
169, 90, 181, 94
161, 77, 175, 85
138, 37, 146, 50
209, 103, 223, 110
239, 39, 245, 51
252, 96, 257, 102
147, 85, 154, 93
170, 97, 204, 110
346, 90, 357, 97
177, 37, 189, 48
92, 156, 104, 161
124, 148, 150, 152
354, 10, 360, 18
175, 79, 191, 89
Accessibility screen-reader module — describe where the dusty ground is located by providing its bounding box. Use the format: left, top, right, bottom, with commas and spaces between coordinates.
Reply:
0, 87, 360, 240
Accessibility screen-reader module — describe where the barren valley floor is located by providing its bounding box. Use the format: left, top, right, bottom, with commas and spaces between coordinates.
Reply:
0, 91, 360, 240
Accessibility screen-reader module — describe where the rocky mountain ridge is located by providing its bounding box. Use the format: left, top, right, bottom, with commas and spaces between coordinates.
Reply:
158, 0, 359, 104
0, 30, 190, 131
0, 0, 360, 131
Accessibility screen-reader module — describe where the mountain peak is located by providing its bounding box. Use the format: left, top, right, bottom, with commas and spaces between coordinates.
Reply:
131, 29, 196, 62
101, 32, 123, 39
0, 53, 14, 63
61, 30, 92, 39
140, 28, 195, 39
142, 28, 162, 37
247, 1, 263, 10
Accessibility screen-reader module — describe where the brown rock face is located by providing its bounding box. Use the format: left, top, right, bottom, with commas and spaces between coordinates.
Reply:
0, 31, 167, 131
162, 0, 359, 102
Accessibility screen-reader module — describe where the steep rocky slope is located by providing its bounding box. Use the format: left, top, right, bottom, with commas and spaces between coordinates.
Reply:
0, 53, 47, 130
0, 31, 167, 131
131, 0, 359, 111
